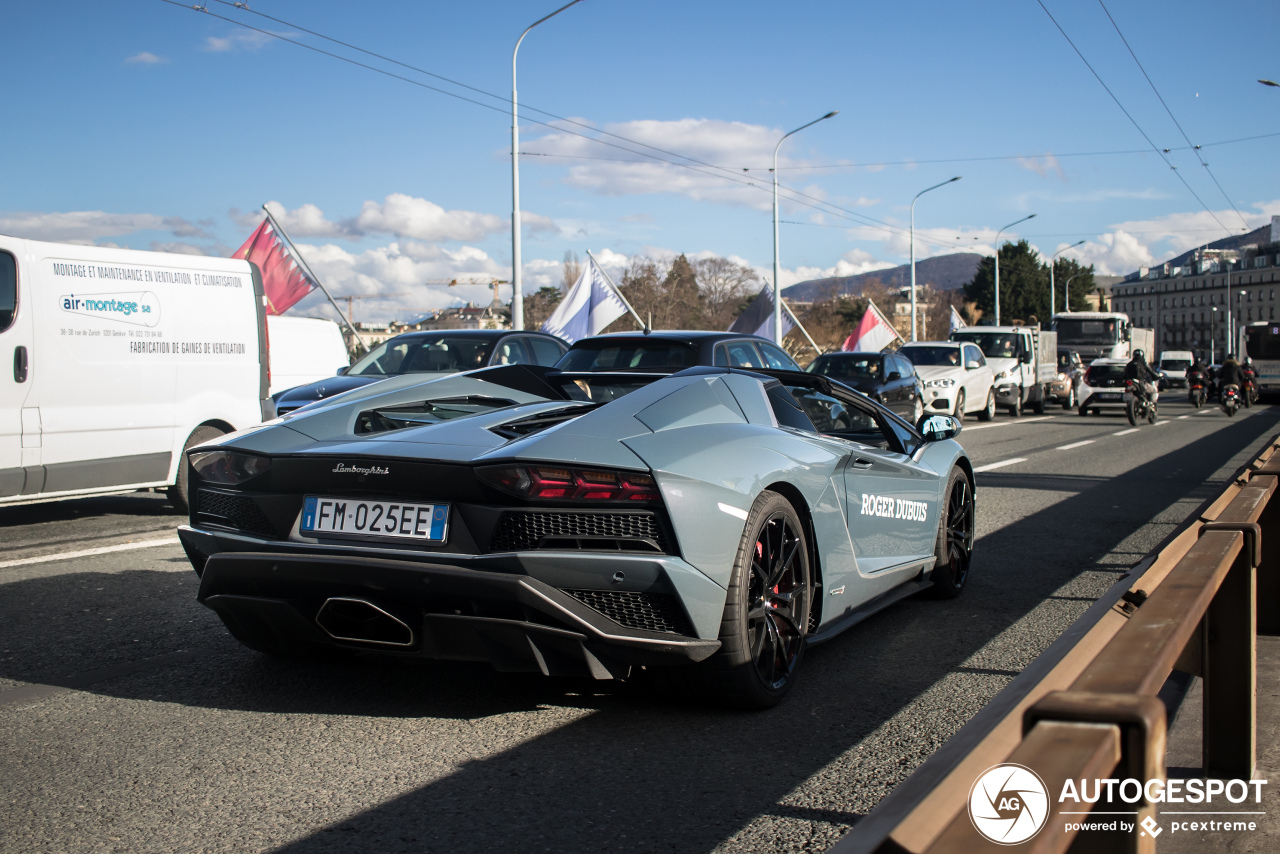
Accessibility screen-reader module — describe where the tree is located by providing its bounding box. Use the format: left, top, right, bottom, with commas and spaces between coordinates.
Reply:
522, 286, 563, 331
1050, 258, 1096, 314
963, 240, 1050, 323
562, 250, 582, 290
694, 256, 758, 331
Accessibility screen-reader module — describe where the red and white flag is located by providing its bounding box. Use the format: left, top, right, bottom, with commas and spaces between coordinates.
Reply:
841, 299, 903, 352
232, 219, 317, 315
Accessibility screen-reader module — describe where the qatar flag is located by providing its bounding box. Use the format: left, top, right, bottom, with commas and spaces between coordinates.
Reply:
232, 219, 317, 315
841, 299, 902, 352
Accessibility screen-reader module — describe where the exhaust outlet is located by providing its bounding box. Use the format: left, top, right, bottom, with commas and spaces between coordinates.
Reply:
316, 597, 414, 647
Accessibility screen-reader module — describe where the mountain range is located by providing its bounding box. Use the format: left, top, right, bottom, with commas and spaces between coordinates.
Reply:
783, 253, 982, 302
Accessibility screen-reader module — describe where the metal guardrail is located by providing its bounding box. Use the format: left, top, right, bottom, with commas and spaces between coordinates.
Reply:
833, 433, 1280, 854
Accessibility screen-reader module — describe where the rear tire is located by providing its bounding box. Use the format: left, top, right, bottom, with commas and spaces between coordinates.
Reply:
977, 389, 995, 422
1126, 401, 1138, 426
698, 490, 812, 709
1032, 389, 1046, 415
168, 425, 226, 513
1078, 404, 1089, 417
928, 467, 974, 599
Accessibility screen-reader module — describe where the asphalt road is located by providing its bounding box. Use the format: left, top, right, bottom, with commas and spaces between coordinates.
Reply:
3, 397, 1278, 854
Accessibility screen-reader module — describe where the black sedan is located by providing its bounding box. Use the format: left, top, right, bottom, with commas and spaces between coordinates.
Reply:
272, 329, 567, 415
554, 330, 802, 372
805, 351, 925, 424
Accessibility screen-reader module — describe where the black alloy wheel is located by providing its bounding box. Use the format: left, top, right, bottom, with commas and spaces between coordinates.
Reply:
929, 467, 975, 599
698, 490, 812, 709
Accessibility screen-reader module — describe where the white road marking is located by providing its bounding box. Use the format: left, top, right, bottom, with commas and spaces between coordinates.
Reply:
1113, 428, 1140, 436
1177, 415, 1192, 420
1195, 408, 1217, 415
963, 415, 1057, 432
973, 457, 1027, 473
1057, 440, 1096, 450
1152, 420, 1170, 426
0, 537, 180, 570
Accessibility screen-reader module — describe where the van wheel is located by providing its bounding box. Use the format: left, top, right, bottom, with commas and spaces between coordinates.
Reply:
1032, 390, 1046, 415
168, 425, 226, 513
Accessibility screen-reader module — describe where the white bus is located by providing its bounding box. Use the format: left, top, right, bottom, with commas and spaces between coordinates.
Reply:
0, 236, 270, 510
1244, 321, 1280, 396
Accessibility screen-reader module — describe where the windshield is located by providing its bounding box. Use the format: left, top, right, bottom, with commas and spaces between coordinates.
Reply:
899, 346, 961, 367
1160, 359, 1191, 371
952, 331, 1019, 359
1087, 364, 1127, 384
1057, 352, 1075, 371
556, 339, 699, 371
1246, 326, 1280, 360
348, 336, 494, 377
808, 354, 883, 380
1054, 318, 1121, 346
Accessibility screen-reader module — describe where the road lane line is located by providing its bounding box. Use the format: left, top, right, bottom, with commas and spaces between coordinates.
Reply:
973, 458, 1027, 473
1152, 420, 1170, 426
1057, 440, 1096, 450
1113, 428, 1140, 436
962, 415, 1058, 432
0, 536, 179, 570
1195, 408, 1217, 415
1177, 415, 1192, 419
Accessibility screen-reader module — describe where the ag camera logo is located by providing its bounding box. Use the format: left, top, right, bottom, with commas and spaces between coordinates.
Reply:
968, 763, 1050, 845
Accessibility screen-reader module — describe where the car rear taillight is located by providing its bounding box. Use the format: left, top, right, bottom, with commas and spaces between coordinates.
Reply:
477, 464, 660, 503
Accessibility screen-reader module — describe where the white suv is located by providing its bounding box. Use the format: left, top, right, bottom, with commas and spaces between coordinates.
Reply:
899, 341, 997, 422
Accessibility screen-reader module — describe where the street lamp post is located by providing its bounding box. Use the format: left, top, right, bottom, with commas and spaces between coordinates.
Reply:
1048, 240, 1086, 320
512, 0, 585, 331
1062, 272, 1085, 316
1238, 287, 1247, 358
993, 214, 1036, 326
1211, 306, 1218, 364
773, 111, 838, 343
909, 176, 961, 341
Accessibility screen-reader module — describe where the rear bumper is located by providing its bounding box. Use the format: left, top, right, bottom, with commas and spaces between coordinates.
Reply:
1079, 392, 1129, 410
180, 525, 721, 678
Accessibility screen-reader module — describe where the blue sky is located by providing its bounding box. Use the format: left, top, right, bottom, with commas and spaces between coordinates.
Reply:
3, 0, 1277, 322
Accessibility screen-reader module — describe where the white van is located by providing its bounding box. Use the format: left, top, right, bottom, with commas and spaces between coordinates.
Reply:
266, 315, 349, 397
1158, 350, 1194, 388
0, 236, 269, 510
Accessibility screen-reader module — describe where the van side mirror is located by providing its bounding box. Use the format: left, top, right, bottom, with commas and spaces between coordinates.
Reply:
336, 366, 349, 376
920, 414, 961, 441
1124, 327, 1132, 341
1019, 351, 1032, 364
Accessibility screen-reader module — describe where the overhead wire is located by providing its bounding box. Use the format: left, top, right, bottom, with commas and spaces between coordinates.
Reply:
163, 0, 976, 253
1096, 0, 1251, 231
1033, 0, 1234, 237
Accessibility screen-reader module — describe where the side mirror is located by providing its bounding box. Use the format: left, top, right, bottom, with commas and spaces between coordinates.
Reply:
887, 371, 901, 381
1019, 351, 1032, 364
1124, 327, 1133, 341
966, 360, 981, 370
336, 366, 349, 376
920, 414, 962, 442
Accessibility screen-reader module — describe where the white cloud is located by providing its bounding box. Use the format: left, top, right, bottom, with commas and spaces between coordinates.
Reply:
1017, 153, 1064, 180
204, 31, 277, 52
0, 210, 213, 243
261, 195, 556, 244
848, 223, 1000, 261
524, 118, 829, 209
125, 52, 168, 65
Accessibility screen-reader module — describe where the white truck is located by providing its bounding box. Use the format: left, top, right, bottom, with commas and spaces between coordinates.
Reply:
0, 236, 271, 511
1051, 311, 1154, 363
950, 326, 1058, 416
265, 315, 350, 397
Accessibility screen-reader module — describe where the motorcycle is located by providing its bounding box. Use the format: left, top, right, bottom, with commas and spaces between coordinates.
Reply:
1188, 375, 1207, 409
1125, 380, 1158, 426
1221, 384, 1241, 417
1243, 375, 1259, 407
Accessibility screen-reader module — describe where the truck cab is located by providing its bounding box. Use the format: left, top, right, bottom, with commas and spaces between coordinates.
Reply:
1050, 312, 1135, 361
949, 326, 1056, 416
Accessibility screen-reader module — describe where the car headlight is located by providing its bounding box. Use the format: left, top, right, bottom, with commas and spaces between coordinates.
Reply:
925, 378, 956, 389
994, 369, 1014, 382
189, 450, 271, 485
1056, 372, 1067, 381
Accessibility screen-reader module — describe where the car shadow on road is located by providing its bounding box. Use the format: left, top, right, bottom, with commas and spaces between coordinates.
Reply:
2, 411, 1278, 854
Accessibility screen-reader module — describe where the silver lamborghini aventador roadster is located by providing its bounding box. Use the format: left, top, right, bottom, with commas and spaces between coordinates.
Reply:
178, 364, 974, 708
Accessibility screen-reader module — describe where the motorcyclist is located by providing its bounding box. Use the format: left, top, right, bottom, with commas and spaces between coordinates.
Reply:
1186, 357, 1208, 387
1242, 357, 1258, 397
1123, 349, 1160, 403
1218, 354, 1245, 399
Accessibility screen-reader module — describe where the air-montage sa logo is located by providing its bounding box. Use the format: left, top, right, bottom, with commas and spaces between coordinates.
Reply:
968, 763, 1050, 845
60, 291, 161, 327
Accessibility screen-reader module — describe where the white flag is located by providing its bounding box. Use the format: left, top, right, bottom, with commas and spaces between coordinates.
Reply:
950, 305, 966, 332
540, 256, 629, 343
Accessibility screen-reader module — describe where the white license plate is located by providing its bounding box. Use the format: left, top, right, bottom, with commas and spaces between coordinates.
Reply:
1097, 393, 1121, 401
301, 496, 448, 542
